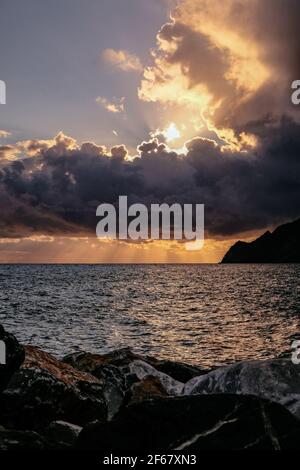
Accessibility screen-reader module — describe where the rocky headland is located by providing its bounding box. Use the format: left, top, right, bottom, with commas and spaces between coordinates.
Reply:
222, 218, 300, 263
1, 324, 300, 451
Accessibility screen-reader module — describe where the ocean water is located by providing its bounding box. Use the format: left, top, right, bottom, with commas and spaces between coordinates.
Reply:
0, 264, 299, 368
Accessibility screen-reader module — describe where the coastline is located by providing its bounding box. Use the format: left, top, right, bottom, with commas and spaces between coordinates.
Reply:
1, 324, 300, 451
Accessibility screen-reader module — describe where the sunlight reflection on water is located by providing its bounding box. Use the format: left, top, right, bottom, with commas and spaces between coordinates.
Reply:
0, 264, 299, 367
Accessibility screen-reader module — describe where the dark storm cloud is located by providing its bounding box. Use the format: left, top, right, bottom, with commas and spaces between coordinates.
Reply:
0, 116, 300, 239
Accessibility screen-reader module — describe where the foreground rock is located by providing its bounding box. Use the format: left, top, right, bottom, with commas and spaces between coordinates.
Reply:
0, 346, 107, 430
77, 394, 300, 451
63, 348, 204, 417
45, 421, 82, 448
0, 426, 48, 450
2, 323, 300, 451
63, 348, 205, 383
63, 349, 135, 419
127, 377, 169, 405
0, 325, 25, 391
183, 358, 300, 419
63, 347, 143, 370
129, 360, 184, 395
153, 360, 208, 383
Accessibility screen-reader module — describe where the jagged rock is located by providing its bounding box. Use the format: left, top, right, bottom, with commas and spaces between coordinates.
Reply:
63, 349, 188, 417
183, 358, 300, 419
63, 348, 143, 370
128, 377, 169, 405
63, 348, 207, 384
45, 420, 82, 448
153, 360, 208, 383
129, 360, 184, 395
0, 346, 107, 430
63, 351, 133, 419
77, 394, 300, 451
0, 427, 49, 450
93, 366, 128, 420
0, 324, 25, 391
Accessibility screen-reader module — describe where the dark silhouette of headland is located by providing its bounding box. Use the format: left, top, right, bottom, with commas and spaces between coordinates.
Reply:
222, 218, 300, 263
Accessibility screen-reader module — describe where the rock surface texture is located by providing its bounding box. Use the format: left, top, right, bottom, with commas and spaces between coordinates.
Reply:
0, 345, 107, 430
77, 394, 300, 451
183, 358, 300, 419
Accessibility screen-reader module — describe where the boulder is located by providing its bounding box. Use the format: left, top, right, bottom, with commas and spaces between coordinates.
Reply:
183, 358, 300, 419
63, 348, 143, 370
45, 420, 82, 448
153, 360, 208, 383
63, 348, 205, 383
129, 360, 184, 395
0, 324, 25, 391
0, 346, 107, 430
0, 427, 49, 450
62, 349, 189, 417
92, 365, 128, 420
127, 377, 169, 405
63, 351, 133, 419
77, 394, 300, 451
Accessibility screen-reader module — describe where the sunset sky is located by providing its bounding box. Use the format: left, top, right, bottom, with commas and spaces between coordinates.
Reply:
0, 0, 299, 263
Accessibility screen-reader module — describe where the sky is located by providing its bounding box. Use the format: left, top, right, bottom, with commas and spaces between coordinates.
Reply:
0, 0, 300, 263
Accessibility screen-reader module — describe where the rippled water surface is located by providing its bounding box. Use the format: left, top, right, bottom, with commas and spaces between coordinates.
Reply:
0, 264, 299, 368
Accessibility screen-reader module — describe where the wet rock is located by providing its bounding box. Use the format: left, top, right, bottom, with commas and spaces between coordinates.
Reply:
63, 352, 132, 419
0, 324, 25, 391
77, 394, 300, 451
129, 360, 184, 395
63, 348, 144, 370
93, 365, 128, 420
0, 427, 48, 450
63, 348, 207, 384
154, 360, 208, 383
128, 377, 169, 405
45, 420, 82, 448
183, 358, 300, 419
0, 346, 107, 430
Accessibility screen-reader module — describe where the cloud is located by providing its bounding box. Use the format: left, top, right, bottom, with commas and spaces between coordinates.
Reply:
139, 0, 300, 144
110, 145, 128, 160
0, 130, 11, 139
0, 118, 299, 239
103, 48, 143, 72
0, 145, 20, 162
1, 3, 299, 241
96, 96, 125, 113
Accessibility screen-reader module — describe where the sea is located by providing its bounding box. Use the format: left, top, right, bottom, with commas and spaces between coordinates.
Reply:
0, 264, 299, 368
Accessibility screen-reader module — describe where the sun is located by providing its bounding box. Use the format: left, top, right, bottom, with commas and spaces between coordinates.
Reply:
164, 123, 181, 142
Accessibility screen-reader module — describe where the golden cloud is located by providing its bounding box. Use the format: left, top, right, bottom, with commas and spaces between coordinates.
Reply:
96, 96, 125, 113
103, 48, 143, 72
0, 130, 11, 139
139, 0, 299, 147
